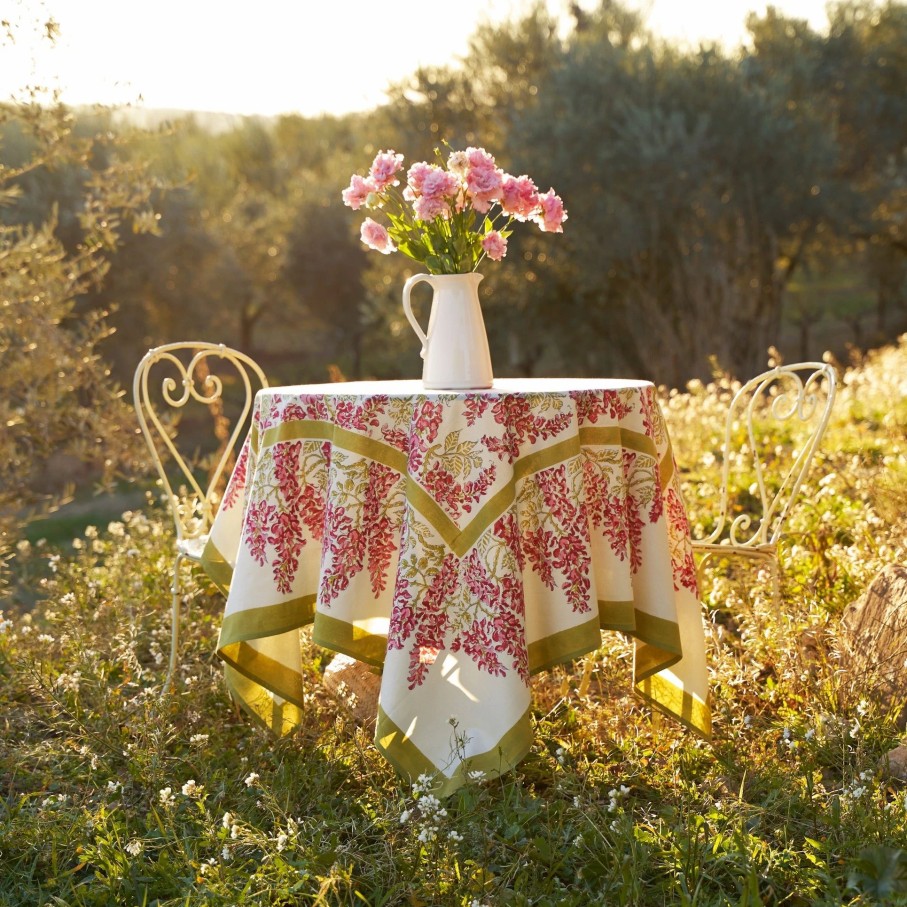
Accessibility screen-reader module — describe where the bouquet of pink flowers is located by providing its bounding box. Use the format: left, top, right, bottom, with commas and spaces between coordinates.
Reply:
341, 146, 567, 275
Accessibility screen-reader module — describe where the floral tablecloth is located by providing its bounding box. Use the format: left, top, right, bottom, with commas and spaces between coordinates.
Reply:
202, 378, 710, 795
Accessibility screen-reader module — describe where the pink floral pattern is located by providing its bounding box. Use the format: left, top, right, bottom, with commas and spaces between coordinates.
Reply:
230, 384, 698, 686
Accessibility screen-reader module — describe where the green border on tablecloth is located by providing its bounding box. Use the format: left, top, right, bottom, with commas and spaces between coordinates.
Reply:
527, 599, 683, 670
218, 595, 317, 648
312, 612, 388, 667
218, 641, 307, 713
201, 537, 233, 595
637, 672, 712, 737
222, 663, 306, 736
375, 704, 534, 798
528, 618, 601, 674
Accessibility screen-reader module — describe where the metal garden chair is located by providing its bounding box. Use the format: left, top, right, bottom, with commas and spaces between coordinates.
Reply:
691, 361, 837, 601
133, 342, 268, 690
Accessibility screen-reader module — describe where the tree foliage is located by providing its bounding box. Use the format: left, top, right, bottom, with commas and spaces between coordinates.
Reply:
2, 0, 907, 552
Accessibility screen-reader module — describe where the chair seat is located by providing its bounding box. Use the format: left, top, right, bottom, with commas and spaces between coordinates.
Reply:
177, 535, 210, 562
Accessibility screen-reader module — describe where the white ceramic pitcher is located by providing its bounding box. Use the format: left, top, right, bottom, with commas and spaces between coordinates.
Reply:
401, 272, 494, 390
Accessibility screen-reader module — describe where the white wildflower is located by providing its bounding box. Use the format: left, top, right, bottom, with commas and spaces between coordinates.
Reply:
181, 779, 203, 798
244, 772, 260, 787
399, 809, 411, 824
158, 787, 176, 807
189, 733, 209, 747
222, 811, 234, 830
125, 839, 144, 857
275, 833, 289, 852
448, 829, 463, 842
55, 671, 82, 693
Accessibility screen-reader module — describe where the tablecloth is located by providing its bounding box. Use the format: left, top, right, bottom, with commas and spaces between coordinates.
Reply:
202, 378, 711, 795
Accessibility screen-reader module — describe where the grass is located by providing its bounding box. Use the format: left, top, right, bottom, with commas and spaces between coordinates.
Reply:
1, 338, 907, 905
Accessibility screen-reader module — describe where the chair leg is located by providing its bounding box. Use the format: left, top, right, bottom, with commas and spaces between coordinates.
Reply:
163, 554, 184, 693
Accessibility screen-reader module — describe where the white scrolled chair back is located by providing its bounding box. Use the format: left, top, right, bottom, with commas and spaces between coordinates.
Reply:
691, 360, 837, 599
133, 341, 268, 690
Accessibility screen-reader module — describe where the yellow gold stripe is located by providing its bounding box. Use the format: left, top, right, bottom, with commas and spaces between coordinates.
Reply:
218, 595, 317, 648
312, 611, 388, 667
637, 673, 712, 738
201, 538, 233, 595
222, 663, 306, 736
375, 704, 533, 797
218, 641, 307, 712
528, 619, 601, 673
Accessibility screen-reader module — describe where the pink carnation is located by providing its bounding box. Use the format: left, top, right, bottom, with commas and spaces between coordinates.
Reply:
414, 194, 451, 221
465, 147, 498, 172
536, 189, 567, 233
481, 230, 508, 261
405, 162, 434, 197
501, 174, 540, 221
369, 150, 404, 190
463, 146, 504, 213
360, 218, 396, 254
465, 165, 503, 213
342, 174, 376, 210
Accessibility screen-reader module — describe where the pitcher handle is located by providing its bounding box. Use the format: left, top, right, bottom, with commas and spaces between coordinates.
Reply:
402, 273, 432, 359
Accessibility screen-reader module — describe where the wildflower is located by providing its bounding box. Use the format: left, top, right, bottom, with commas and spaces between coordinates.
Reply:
107, 521, 126, 538
84, 525, 98, 539
125, 839, 144, 857
467, 770, 486, 782
417, 825, 438, 843
190, 733, 209, 747
275, 832, 289, 852
448, 829, 463, 842
55, 671, 82, 693
158, 787, 176, 807
38, 634, 54, 644
181, 779, 203, 798
244, 772, 260, 787
0, 612, 11, 634
222, 845, 233, 862
556, 747, 566, 765
107, 780, 123, 793
16, 539, 30, 553
412, 773, 434, 795
222, 811, 234, 830
399, 809, 411, 824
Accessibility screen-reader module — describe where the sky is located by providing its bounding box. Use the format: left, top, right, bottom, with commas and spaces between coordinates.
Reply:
3, 0, 834, 118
